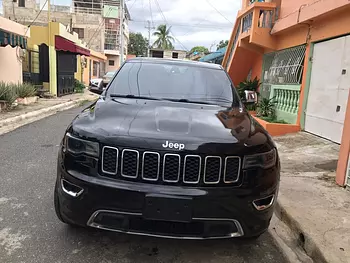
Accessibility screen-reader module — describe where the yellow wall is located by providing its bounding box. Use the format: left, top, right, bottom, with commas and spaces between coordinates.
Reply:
27, 26, 48, 47
49, 46, 57, 95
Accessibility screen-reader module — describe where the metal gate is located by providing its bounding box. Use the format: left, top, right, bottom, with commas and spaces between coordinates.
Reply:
305, 36, 350, 143
22, 44, 49, 86
56, 51, 76, 96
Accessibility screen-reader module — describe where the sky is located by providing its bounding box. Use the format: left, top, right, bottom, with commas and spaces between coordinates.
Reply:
127, 0, 241, 51
0, 0, 241, 51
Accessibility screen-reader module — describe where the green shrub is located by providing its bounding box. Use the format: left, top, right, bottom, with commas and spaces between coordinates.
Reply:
15, 82, 37, 98
0, 82, 18, 106
256, 97, 276, 118
74, 79, 85, 93
260, 116, 288, 124
237, 77, 261, 101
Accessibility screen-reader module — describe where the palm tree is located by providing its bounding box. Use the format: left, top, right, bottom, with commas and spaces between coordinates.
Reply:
152, 24, 175, 50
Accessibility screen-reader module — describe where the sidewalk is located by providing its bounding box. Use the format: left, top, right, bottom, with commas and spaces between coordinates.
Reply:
274, 132, 350, 263
0, 89, 98, 135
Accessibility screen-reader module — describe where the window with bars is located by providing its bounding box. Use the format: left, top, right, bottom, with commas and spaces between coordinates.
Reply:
262, 45, 306, 85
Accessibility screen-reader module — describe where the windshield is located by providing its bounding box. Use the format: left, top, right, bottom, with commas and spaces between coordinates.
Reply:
106, 61, 239, 106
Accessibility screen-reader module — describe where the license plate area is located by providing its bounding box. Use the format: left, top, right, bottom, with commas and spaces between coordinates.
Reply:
143, 194, 192, 223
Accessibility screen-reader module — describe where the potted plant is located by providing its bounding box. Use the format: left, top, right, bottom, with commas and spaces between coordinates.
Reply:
15, 83, 38, 105
237, 77, 261, 113
256, 97, 276, 121
0, 82, 18, 111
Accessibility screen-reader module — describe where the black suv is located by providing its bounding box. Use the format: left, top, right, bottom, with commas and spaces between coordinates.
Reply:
54, 58, 280, 239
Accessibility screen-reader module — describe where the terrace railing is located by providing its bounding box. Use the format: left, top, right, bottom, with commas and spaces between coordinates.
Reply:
270, 85, 301, 124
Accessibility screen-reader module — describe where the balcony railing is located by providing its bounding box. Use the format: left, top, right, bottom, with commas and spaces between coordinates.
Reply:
270, 85, 301, 124
258, 10, 274, 28
242, 12, 253, 32
225, 23, 241, 70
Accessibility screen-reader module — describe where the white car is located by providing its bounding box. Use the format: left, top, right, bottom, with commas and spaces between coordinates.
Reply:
89, 78, 103, 94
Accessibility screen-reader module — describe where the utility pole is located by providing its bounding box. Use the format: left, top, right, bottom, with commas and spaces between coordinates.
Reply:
145, 20, 155, 57
120, 0, 125, 64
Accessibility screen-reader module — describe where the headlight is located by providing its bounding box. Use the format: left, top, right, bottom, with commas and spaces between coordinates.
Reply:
64, 133, 99, 157
243, 148, 277, 169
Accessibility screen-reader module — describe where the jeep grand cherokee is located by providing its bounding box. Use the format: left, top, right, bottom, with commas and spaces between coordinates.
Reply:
54, 58, 280, 239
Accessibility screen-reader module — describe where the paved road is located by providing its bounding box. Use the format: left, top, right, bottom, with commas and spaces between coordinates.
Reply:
0, 106, 288, 263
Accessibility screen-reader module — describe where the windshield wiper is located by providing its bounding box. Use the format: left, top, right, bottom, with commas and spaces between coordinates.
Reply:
161, 98, 214, 105
109, 94, 161, 100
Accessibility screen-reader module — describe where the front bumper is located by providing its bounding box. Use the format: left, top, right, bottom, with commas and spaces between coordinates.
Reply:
56, 163, 279, 239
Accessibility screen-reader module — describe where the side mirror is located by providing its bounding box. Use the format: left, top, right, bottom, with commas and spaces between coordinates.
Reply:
89, 88, 103, 95
244, 90, 257, 104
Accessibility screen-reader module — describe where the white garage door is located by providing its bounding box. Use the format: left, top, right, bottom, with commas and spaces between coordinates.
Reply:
305, 35, 350, 144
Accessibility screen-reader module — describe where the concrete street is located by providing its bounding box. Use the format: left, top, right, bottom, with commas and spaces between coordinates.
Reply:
0, 106, 288, 263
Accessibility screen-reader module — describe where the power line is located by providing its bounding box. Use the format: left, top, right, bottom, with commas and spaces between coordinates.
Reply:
180, 18, 209, 37
86, 7, 113, 47
130, 20, 232, 29
145, 20, 155, 57
128, 0, 137, 11
148, 0, 154, 26
25, 0, 48, 35
151, 0, 188, 51
205, 0, 233, 25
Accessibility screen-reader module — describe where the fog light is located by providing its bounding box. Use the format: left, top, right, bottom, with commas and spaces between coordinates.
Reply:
61, 179, 84, 198
252, 195, 275, 211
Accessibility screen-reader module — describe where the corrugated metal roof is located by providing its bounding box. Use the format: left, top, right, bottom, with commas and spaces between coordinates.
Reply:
199, 46, 227, 62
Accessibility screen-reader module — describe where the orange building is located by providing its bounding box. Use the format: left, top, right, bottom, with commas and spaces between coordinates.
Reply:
82, 50, 107, 85
223, 0, 350, 186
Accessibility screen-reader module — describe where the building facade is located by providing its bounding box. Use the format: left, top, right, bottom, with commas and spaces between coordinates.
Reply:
0, 16, 28, 84
223, 0, 350, 186
149, 48, 187, 60
2, 0, 130, 70
27, 22, 91, 96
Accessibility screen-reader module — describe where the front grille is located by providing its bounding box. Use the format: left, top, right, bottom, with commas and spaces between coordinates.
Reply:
183, 155, 201, 184
142, 152, 160, 181
163, 154, 180, 182
204, 156, 221, 184
224, 157, 241, 183
121, 149, 139, 178
101, 147, 241, 186
102, 147, 118, 175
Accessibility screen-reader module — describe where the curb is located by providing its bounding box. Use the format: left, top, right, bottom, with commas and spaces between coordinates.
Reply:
0, 98, 94, 135
274, 200, 327, 263
0, 100, 78, 128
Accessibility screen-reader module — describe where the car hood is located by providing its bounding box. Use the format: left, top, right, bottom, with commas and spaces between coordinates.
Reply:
70, 98, 273, 154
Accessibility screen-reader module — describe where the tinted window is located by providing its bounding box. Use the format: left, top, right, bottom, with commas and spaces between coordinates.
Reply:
106, 61, 238, 106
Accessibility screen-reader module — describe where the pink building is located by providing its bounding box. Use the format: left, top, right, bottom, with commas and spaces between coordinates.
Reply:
0, 17, 28, 84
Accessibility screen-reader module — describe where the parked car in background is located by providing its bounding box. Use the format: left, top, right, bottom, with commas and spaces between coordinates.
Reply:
102, 71, 116, 87
89, 78, 103, 94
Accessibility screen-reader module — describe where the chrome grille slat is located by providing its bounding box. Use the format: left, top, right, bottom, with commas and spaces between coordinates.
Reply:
224, 157, 241, 183
142, 152, 160, 181
162, 154, 181, 183
204, 156, 222, 184
101, 147, 241, 185
183, 155, 201, 184
101, 146, 118, 175
121, 149, 139, 178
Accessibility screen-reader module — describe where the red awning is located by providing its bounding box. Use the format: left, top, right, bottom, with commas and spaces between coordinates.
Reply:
55, 35, 90, 56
